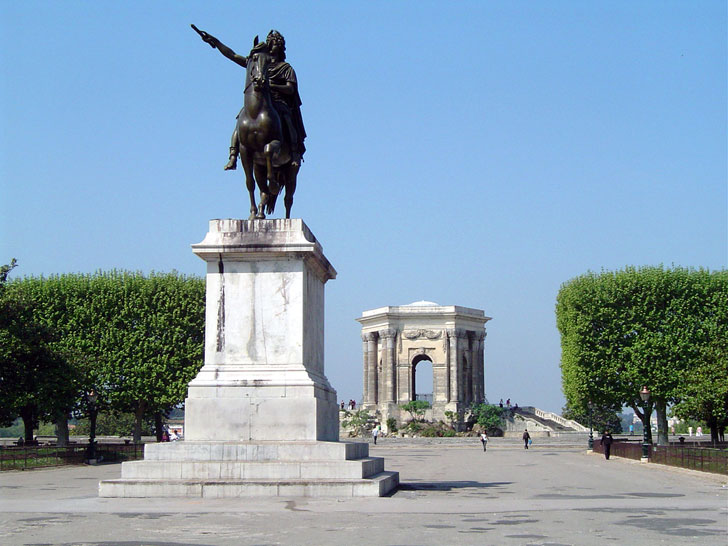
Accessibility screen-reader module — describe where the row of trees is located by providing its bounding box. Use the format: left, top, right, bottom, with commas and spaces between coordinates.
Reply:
0, 260, 205, 443
557, 266, 727, 444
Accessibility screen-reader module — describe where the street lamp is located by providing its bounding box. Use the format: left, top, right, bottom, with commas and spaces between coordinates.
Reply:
587, 400, 594, 451
87, 391, 98, 463
639, 386, 650, 462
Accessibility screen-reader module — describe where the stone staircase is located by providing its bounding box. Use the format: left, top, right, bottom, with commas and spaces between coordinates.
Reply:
99, 441, 398, 498
515, 407, 589, 432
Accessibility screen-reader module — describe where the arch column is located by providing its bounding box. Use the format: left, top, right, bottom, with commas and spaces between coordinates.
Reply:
474, 331, 486, 402
455, 329, 469, 404
465, 331, 474, 405
362, 332, 379, 405
379, 329, 397, 404
361, 333, 370, 405
447, 329, 459, 404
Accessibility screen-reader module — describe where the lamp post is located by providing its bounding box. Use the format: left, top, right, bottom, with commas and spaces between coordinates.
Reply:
639, 386, 650, 462
86, 391, 98, 463
587, 400, 594, 451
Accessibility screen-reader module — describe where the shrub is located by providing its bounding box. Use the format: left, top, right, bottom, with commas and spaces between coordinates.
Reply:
404, 421, 424, 433
421, 426, 440, 437
400, 400, 430, 421
341, 409, 371, 437
471, 404, 504, 433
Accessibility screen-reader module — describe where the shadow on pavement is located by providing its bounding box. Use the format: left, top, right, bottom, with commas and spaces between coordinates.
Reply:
396, 480, 512, 492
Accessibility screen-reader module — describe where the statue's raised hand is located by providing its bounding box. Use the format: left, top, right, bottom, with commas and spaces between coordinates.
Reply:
191, 24, 218, 49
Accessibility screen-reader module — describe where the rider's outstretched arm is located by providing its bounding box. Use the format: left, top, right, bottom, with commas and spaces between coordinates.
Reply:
215, 40, 248, 68
200, 32, 247, 68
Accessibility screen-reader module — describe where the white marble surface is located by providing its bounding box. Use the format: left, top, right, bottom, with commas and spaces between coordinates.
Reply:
186, 219, 338, 442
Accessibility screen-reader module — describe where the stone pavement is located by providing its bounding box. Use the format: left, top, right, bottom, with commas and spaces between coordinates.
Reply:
1, 438, 726, 545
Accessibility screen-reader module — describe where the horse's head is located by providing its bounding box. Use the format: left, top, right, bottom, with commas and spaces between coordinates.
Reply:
247, 37, 271, 93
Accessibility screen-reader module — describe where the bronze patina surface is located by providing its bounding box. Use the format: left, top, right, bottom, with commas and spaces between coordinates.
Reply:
193, 25, 305, 219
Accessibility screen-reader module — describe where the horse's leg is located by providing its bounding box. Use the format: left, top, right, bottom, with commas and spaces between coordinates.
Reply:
284, 162, 299, 219
263, 140, 281, 188
240, 148, 258, 220
253, 163, 271, 218
224, 125, 239, 171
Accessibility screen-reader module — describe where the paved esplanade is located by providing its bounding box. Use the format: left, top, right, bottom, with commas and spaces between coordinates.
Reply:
1, 439, 726, 545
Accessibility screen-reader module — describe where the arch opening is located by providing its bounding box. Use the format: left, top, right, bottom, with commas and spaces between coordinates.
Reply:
412, 354, 433, 405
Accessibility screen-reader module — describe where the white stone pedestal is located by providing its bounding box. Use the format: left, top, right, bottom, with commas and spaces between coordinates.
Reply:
100, 219, 398, 497
185, 219, 339, 442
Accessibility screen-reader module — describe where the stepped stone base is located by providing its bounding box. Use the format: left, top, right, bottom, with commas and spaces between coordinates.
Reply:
99, 441, 399, 498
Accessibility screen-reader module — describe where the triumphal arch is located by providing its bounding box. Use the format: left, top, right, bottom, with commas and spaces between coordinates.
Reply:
356, 301, 490, 423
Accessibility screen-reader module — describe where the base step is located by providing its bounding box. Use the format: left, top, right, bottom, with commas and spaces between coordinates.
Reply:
99, 441, 398, 498
99, 471, 399, 498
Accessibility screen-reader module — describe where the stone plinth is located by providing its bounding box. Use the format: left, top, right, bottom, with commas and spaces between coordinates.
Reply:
185, 219, 338, 442
100, 219, 398, 497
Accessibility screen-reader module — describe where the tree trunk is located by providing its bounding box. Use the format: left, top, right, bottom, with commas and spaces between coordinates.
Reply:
54, 412, 69, 447
630, 402, 653, 443
708, 417, 719, 445
19, 404, 36, 443
133, 401, 147, 444
89, 407, 98, 443
710, 424, 719, 444
154, 411, 164, 442
654, 399, 669, 445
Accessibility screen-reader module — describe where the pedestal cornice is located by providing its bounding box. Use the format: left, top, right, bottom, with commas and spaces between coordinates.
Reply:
191, 219, 337, 283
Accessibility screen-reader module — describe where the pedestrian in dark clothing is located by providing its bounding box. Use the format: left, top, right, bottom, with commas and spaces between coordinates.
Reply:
601, 430, 614, 460
480, 432, 488, 452
522, 429, 531, 449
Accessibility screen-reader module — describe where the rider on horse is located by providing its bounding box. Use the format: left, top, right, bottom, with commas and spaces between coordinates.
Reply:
196, 29, 306, 170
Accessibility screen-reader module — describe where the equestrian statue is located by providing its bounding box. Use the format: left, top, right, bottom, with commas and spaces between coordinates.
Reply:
192, 25, 306, 219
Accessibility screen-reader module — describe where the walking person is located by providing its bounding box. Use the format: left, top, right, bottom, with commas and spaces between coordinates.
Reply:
522, 429, 531, 449
372, 425, 380, 445
480, 431, 489, 452
600, 430, 614, 460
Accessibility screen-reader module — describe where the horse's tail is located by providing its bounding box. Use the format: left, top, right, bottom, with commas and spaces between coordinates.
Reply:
265, 183, 280, 215
267, 192, 278, 213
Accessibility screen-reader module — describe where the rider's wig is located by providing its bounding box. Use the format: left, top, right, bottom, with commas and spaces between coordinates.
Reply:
266, 30, 286, 60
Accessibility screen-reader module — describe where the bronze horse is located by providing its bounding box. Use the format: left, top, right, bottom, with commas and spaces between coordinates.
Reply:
235, 38, 298, 219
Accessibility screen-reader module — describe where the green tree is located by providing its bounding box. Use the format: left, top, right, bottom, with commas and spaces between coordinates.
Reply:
471, 403, 504, 433
400, 400, 430, 421
10, 271, 205, 443
557, 266, 727, 445
671, 275, 728, 442
0, 260, 78, 442
91, 272, 204, 442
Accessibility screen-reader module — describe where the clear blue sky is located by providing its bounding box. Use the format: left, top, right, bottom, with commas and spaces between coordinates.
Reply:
2, 2, 726, 414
